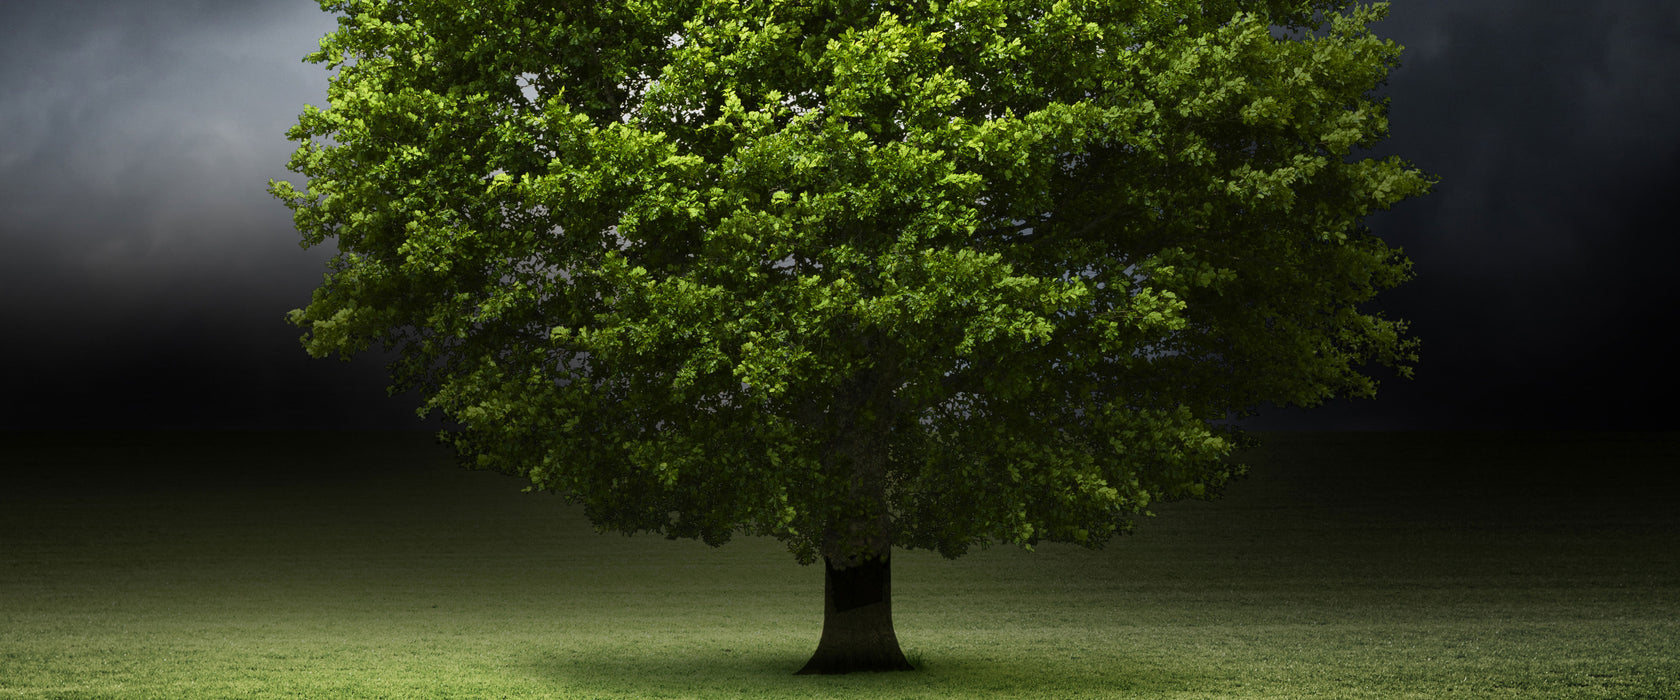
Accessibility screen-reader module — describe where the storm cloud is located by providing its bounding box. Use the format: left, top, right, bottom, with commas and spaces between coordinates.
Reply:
1, 0, 1675, 429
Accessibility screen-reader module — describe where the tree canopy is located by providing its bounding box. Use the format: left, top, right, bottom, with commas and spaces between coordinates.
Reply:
274, 0, 1426, 588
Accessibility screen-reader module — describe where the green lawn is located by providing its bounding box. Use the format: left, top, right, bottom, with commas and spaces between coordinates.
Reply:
2, 431, 1676, 698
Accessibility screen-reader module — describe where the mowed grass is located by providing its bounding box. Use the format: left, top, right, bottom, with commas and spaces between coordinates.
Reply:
2, 431, 1676, 699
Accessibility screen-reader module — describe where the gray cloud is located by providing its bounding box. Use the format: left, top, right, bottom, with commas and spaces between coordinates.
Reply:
2, 0, 1676, 429
1, 1, 336, 282
1337, 1, 1680, 427
1377, 2, 1680, 262
0, 1, 370, 429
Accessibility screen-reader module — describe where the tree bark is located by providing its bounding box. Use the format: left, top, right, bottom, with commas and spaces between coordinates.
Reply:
795, 552, 914, 674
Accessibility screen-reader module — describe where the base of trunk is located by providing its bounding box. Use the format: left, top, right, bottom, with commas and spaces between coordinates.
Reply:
796, 555, 915, 675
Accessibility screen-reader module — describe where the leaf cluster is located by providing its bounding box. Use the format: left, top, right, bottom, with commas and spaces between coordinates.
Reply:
273, 0, 1431, 561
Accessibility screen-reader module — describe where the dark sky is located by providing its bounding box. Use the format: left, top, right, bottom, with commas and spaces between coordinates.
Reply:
1, 1, 1676, 431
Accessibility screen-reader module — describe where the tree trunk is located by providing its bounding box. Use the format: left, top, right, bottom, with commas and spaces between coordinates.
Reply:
796, 553, 914, 674
796, 364, 912, 674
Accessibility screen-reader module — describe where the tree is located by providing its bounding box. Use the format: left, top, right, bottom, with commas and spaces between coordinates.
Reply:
273, 0, 1430, 674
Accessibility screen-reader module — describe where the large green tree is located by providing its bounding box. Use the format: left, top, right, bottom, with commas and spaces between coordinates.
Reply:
274, 0, 1429, 674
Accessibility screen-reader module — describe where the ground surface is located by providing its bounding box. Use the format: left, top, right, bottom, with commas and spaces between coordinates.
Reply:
2, 431, 1676, 698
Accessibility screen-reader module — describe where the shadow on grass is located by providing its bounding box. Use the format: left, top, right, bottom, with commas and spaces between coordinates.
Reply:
520, 642, 1206, 698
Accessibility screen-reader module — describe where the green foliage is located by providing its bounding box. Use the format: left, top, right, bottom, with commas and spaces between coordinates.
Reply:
273, 0, 1431, 562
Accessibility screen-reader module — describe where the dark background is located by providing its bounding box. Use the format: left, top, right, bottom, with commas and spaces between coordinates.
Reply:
2, 0, 1677, 432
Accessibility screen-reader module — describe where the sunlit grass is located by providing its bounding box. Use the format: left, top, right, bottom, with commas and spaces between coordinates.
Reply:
2, 431, 1676, 698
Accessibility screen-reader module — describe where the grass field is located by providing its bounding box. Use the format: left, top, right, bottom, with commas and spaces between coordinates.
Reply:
2, 431, 1676, 699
